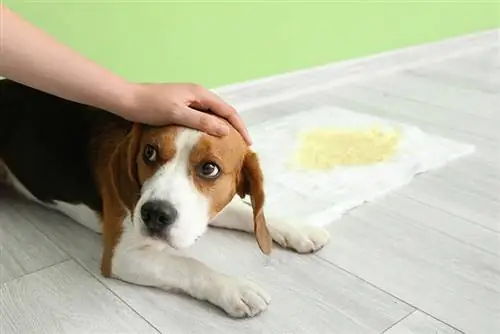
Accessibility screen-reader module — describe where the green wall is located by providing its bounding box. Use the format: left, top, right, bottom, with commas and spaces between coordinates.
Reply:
5, 1, 499, 88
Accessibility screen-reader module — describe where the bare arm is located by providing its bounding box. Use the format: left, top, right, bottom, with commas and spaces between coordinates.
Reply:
0, 4, 251, 143
0, 4, 135, 115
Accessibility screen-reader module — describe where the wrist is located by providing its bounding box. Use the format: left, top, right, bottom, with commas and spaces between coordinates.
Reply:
110, 81, 142, 121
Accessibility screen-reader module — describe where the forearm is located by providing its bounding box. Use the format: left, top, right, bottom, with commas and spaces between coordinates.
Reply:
0, 4, 135, 115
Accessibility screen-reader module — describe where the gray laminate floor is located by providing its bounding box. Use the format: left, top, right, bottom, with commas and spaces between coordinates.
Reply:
1, 37, 499, 334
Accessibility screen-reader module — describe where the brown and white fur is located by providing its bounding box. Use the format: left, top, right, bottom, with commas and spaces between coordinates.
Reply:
0, 79, 329, 318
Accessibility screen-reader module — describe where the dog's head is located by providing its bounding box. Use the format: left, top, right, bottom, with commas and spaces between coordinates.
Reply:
108, 121, 271, 254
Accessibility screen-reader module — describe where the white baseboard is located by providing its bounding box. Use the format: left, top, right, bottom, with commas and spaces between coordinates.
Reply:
213, 29, 499, 112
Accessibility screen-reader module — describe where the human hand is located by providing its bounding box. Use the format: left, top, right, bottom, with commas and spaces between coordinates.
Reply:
121, 82, 252, 144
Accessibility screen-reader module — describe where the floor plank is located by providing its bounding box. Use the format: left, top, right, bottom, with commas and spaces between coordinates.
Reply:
0, 190, 69, 284
396, 169, 500, 232
372, 192, 500, 256
357, 72, 500, 120
318, 205, 500, 334
384, 311, 461, 334
449, 48, 500, 71
0, 260, 157, 334
408, 48, 500, 90
408, 68, 499, 95
3, 190, 103, 267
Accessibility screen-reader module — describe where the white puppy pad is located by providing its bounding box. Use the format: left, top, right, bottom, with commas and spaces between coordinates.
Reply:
246, 107, 475, 227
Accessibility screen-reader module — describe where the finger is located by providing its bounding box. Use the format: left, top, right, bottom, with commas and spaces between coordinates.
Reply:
192, 89, 252, 145
172, 106, 229, 137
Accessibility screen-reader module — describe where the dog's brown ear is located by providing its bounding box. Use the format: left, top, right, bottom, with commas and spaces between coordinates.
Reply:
237, 151, 272, 255
109, 124, 142, 212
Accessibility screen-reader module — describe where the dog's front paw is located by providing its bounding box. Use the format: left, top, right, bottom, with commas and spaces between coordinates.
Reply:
269, 222, 330, 253
210, 277, 270, 318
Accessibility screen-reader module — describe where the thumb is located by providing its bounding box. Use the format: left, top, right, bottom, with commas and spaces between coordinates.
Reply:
174, 107, 229, 137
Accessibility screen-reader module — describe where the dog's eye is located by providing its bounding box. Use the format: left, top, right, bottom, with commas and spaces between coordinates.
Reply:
197, 162, 220, 179
144, 144, 157, 163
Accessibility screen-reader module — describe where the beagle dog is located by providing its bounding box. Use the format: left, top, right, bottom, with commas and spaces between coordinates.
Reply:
0, 79, 329, 318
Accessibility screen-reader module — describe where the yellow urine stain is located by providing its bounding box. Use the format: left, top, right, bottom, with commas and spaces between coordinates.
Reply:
291, 126, 401, 171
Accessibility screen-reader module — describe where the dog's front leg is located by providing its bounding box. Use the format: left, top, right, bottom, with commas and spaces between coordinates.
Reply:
110, 228, 271, 318
210, 196, 330, 253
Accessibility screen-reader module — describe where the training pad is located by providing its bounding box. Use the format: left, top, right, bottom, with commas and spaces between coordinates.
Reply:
244, 107, 475, 227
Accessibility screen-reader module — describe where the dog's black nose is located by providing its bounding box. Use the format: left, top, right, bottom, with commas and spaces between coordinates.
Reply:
140, 200, 178, 233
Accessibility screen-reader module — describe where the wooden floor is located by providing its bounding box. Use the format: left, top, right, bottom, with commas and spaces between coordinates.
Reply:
1, 35, 499, 334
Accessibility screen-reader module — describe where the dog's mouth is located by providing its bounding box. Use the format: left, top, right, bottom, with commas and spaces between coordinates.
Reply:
140, 225, 202, 249
146, 229, 167, 240
141, 225, 168, 241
